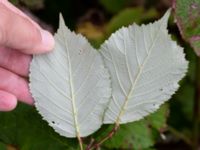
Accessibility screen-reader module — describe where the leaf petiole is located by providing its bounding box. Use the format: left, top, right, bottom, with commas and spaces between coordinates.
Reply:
86, 124, 119, 150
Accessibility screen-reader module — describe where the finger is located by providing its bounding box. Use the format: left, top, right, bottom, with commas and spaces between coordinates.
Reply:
0, 90, 17, 111
0, 47, 31, 77
0, 0, 41, 30
0, 67, 33, 105
0, 2, 54, 54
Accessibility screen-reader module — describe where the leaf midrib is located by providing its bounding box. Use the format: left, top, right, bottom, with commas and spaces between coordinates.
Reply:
61, 24, 81, 137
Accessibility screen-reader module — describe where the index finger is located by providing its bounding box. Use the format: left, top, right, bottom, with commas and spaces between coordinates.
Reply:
0, 2, 54, 54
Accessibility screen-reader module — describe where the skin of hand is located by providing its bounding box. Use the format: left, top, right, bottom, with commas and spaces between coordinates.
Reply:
0, 0, 55, 111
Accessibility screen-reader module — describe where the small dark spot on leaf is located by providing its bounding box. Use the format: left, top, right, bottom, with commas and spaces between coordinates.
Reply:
79, 50, 83, 55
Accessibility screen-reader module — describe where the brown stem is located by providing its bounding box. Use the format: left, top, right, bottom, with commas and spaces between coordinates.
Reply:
86, 124, 119, 150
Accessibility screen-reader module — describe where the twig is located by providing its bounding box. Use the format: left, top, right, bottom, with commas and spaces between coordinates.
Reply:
86, 124, 119, 150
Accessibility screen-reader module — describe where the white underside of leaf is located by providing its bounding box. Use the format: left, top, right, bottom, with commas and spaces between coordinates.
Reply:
29, 15, 111, 137
100, 10, 188, 124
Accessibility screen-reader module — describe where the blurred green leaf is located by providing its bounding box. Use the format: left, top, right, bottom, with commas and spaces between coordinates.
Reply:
99, 0, 132, 14
185, 46, 197, 82
0, 142, 6, 150
22, 0, 44, 9
147, 104, 168, 131
168, 43, 196, 132
174, 0, 200, 56
10, 0, 44, 9
0, 104, 78, 150
9, 0, 18, 5
106, 7, 158, 36
176, 83, 194, 122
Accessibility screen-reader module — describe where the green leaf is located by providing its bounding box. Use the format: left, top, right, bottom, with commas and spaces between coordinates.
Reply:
147, 104, 168, 130
101, 105, 168, 149
106, 7, 158, 35
0, 104, 77, 150
174, 0, 200, 56
99, 0, 132, 14
101, 121, 154, 149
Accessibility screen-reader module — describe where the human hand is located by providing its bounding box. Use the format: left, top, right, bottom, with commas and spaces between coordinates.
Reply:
0, 0, 54, 111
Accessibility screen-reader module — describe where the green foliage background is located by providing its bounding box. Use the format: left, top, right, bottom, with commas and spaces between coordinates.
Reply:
0, 0, 199, 149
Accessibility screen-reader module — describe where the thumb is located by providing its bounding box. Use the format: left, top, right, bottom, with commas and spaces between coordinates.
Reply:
0, 2, 54, 54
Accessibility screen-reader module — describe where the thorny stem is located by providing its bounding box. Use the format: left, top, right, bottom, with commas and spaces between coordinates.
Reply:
193, 57, 200, 149
86, 124, 119, 150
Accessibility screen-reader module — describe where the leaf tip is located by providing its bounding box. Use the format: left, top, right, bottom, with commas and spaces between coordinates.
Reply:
59, 13, 65, 28
160, 8, 171, 26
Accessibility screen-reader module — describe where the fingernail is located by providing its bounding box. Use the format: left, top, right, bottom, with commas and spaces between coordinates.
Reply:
40, 30, 55, 51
